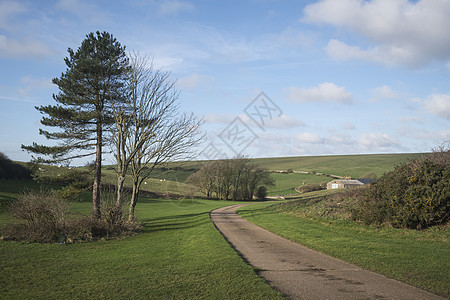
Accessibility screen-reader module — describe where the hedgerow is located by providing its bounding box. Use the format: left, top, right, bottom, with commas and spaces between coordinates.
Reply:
296, 181, 327, 194
352, 147, 449, 229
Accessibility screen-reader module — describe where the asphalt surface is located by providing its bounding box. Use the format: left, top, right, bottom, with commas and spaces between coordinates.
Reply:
210, 204, 445, 300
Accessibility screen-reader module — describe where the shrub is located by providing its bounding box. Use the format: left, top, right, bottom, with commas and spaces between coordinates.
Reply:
352, 148, 449, 229
2, 188, 139, 243
255, 186, 267, 200
4, 190, 69, 242
63, 217, 141, 243
297, 181, 327, 194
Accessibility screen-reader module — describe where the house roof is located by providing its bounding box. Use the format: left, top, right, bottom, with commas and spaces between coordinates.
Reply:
358, 178, 376, 184
337, 180, 364, 185
328, 179, 376, 185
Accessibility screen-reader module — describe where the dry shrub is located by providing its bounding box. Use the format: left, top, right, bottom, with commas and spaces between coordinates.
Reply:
63, 217, 141, 243
3, 189, 69, 242
2, 187, 140, 243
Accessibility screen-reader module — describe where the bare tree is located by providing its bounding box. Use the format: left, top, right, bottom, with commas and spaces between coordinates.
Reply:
186, 162, 216, 198
110, 53, 203, 221
187, 157, 274, 201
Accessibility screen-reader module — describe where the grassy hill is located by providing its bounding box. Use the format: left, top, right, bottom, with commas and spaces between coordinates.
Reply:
253, 153, 422, 178
3, 153, 423, 200
1, 151, 446, 298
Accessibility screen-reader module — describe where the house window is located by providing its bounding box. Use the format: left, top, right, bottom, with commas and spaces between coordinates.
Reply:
332, 184, 339, 189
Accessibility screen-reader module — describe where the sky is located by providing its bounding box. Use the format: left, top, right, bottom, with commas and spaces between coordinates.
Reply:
1, 0, 449, 165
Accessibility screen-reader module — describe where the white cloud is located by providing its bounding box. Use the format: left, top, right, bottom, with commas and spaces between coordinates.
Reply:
434, 129, 450, 141
203, 113, 304, 131
269, 27, 316, 50
203, 113, 235, 124
325, 39, 377, 62
0, 95, 34, 103
292, 132, 323, 144
265, 114, 305, 129
303, 0, 450, 67
357, 132, 399, 151
177, 73, 214, 90
286, 82, 352, 104
18, 75, 53, 98
0, 35, 53, 59
325, 39, 415, 66
401, 128, 450, 143
343, 122, 356, 130
152, 55, 185, 70
370, 85, 399, 101
397, 116, 424, 124
423, 94, 450, 120
158, 1, 194, 15
0, 0, 27, 31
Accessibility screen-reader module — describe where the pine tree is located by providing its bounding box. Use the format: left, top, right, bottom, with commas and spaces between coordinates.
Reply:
22, 31, 129, 218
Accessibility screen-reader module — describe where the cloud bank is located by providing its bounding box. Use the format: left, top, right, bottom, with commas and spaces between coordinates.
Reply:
303, 0, 450, 67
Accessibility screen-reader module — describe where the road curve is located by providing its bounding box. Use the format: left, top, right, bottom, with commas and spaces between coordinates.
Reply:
210, 204, 445, 300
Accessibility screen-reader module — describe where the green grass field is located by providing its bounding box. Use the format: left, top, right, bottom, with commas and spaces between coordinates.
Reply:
23, 153, 422, 199
1, 152, 442, 298
267, 172, 330, 196
0, 190, 282, 299
253, 153, 422, 178
238, 202, 450, 297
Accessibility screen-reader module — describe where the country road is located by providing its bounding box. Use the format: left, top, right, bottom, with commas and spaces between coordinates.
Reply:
211, 204, 445, 300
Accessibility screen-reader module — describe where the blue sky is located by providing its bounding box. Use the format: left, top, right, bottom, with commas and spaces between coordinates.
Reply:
1, 0, 449, 164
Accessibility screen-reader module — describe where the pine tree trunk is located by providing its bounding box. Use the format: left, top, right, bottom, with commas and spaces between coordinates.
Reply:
92, 120, 102, 219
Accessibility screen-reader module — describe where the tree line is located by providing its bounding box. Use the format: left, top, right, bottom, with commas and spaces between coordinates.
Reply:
187, 157, 274, 201
21, 31, 203, 222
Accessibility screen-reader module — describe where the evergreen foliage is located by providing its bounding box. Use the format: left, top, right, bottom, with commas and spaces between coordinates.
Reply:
21, 31, 129, 218
352, 147, 450, 229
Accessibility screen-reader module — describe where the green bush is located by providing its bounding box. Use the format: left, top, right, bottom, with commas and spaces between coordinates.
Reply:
0, 152, 31, 180
32, 168, 93, 201
255, 186, 267, 200
352, 150, 449, 229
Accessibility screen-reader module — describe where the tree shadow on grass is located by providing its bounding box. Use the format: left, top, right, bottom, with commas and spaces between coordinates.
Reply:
237, 207, 277, 219
141, 211, 211, 232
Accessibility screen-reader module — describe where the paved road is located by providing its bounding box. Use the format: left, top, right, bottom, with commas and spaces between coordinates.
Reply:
211, 204, 445, 300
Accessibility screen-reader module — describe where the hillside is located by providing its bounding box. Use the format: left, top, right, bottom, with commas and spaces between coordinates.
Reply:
252, 153, 422, 178
6, 153, 423, 199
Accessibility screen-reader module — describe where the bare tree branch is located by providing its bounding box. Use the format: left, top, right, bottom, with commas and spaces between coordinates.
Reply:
110, 52, 204, 220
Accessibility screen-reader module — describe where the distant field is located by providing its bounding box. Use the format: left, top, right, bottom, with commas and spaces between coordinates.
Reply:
267, 173, 330, 196
252, 153, 422, 178
7, 153, 424, 199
